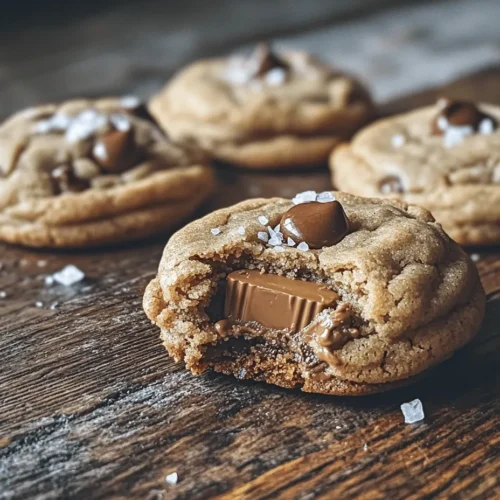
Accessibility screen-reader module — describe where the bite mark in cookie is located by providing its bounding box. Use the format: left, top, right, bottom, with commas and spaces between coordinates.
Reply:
144, 192, 485, 395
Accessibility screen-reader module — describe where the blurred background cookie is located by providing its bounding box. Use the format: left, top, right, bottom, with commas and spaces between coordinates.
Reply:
149, 43, 373, 169
0, 98, 215, 247
330, 99, 500, 245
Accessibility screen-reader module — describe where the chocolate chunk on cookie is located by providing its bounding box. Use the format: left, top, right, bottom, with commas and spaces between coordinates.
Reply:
330, 100, 500, 245
148, 45, 374, 169
0, 98, 215, 248
144, 191, 485, 396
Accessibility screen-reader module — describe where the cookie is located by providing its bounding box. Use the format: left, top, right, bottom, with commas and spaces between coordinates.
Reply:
0, 97, 215, 248
149, 43, 373, 169
143, 190, 485, 396
330, 99, 500, 245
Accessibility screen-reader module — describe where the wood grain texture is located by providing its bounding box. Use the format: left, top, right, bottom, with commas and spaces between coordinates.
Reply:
1, 67, 500, 500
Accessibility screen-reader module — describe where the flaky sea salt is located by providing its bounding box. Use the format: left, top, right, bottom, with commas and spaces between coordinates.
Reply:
65, 110, 107, 143
479, 118, 494, 135
316, 191, 336, 203
210, 228, 221, 236
93, 142, 107, 160
266, 67, 287, 86
258, 216, 269, 225
297, 242, 309, 251
293, 190, 336, 205
401, 398, 425, 424
257, 231, 269, 242
470, 253, 480, 262
443, 125, 473, 148
52, 265, 85, 286
35, 301, 43, 308
287, 237, 296, 246
0, 291, 6, 299
120, 95, 141, 109
44, 276, 55, 286
273, 246, 285, 252
165, 472, 178, 485
391, 134, 405, 148
236, 226, 246, 235
292, 190, 318, 205
110, 114, 131, 132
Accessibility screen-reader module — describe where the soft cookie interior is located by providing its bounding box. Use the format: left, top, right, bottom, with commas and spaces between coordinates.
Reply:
144, 193, 485, 396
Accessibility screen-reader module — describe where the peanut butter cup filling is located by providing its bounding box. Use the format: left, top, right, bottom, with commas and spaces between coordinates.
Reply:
213, 270, 360, 377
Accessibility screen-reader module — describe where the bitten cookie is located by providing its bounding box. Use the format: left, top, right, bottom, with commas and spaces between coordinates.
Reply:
149, 43, 373, 169
330, 99, 500, 245
0, 97, 215, 248
144, 190, 485, 396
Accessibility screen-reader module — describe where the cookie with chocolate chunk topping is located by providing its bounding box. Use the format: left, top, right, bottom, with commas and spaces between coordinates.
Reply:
330, 100, 500, 245
144, 191, 485, 396
0, 97, 215, 248
149, 45, 373, 169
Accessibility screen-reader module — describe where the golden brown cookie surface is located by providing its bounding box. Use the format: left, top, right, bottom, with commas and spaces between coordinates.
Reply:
330, 100, 500, 245
0, 98, 215, 248
149, 46, 373, 169
144, 191, 485, 395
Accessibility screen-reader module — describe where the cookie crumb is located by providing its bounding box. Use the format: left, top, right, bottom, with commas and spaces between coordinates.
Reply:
258, 215, 269, 225
297, 242, 309, 251
52, 265, 85, 286
470, 253, 481, 262
165, 472, 178, 485
37, 260, 48, 268
210, 228, 221, 236
391, 134, 405, 148
401, 398, 425, 424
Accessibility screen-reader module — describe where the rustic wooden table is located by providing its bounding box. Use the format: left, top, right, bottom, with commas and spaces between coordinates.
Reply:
1, 65, 500, 499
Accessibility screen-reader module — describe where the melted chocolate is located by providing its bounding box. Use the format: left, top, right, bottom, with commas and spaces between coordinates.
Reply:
431, 98, 497, 135
280, 201, 349, 249
224, 270, 338, 333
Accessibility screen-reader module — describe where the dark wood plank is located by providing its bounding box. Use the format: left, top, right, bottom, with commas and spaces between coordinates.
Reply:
1, 66, 500, 500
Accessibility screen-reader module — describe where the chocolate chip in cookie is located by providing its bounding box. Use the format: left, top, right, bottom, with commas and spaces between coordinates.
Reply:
431, 98, 497, 136
120, 95, 163, 129
280, 201, 349, 249
251, 42, 289, 80
92, 129, 139, 172
379, 175, 404, 195
50, 164, 89, 194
